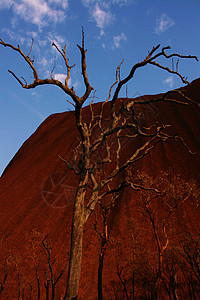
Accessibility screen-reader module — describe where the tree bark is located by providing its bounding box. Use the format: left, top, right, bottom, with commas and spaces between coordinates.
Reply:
64, 183, 86, 300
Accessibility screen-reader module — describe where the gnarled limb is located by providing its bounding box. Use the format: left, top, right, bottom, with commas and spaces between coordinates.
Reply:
0, 29, 94, 107
110, 44, 198, 114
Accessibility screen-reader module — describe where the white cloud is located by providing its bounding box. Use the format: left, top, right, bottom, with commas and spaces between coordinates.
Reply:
82, 0, 133, 6
54, 73, 67, 84
155, 13, 175, 34
81, 0, 95, 6
48, 33, 66, 51
112, 0, 133, 5
27, 31, 38, 39
91, 3, 114, 35
81, 0, 133, 36
2, 28, 27, 44
54, 73, 79, 90
113, 32, 126, 48
50, 34, 65, 45
49, 0, 68, 9
39, 57, 49, 68
37, 38, 48, 47
0, 0, 68, 27
2, 28, 15, 40
163, 76, 174, 88
81, 1, 114, 35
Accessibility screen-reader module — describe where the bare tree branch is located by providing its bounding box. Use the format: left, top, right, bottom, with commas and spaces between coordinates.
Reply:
110, 44, 198, 112
76, 27, 94, 104
0, 32, 94, 106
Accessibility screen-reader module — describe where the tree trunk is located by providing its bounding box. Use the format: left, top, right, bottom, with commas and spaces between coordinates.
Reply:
64, 186, 86, 300
98, 250, 104, 300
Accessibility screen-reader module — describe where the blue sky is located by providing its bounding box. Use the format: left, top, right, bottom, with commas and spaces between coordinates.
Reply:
0, 0, 199, 175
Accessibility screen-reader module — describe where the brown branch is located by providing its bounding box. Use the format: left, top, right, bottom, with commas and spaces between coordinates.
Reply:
27, 39, 34, 60
77, 27, 94, 104
42, 235, 68, 299
86, 176, 160, 214
0, 38, 39, 80
51, 56, 56, 79
110, 44, 198, 110
115, 131, 121, 170
88, 90, 96, 132
131, 89, 199, 107
161, 48, 198, 62
52, 42, 75, 87
67, 99, 75, 108
116, 263, 130, 300
58, 155, 74, 169
149, 60, 189, 84
106, 59, 124, 104
0, 36, 92, 106
87, 125, 194, 214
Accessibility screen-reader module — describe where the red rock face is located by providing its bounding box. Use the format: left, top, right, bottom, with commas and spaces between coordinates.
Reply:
0, 79, 200, 299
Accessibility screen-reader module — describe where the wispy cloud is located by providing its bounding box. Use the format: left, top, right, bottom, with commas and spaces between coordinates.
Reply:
49, 0, 68, 9
81, 0, 134, 36
112, 0, 134, 6
39, 57, 49, 68
0, 0, 14, 9
91, 3, 114, 35
54, 73, 67, 84
81, 0, 95, 5
155, 13, 175, 34
54, 73, 79, 90
82, 0, 133, 5
0, 0, 68, 28
2, 28, 39, 44
6, 89, 46, 121
48, 33, 66, 49
163, 76, 174, 88
102, 32, 127, 50
81, 1, 115, 35
113, 32, 127, 48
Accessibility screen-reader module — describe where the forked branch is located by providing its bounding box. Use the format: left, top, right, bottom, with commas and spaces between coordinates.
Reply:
110, 44, 198, 111
77, 27, 94, 104
0, 29, 93, 107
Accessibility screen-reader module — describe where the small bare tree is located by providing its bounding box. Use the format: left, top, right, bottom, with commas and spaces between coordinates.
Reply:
94, 191, 118, 300
42, 235, 68, 300
0, 29, 199, 299
27, 230, 69, 299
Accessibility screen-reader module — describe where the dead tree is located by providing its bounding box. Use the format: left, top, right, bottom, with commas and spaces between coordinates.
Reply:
42, 236, 68, 300
94, 190, 118, 300
0, 29, 199, 299
180, 234, 200, 284
133, 172, 199, 299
